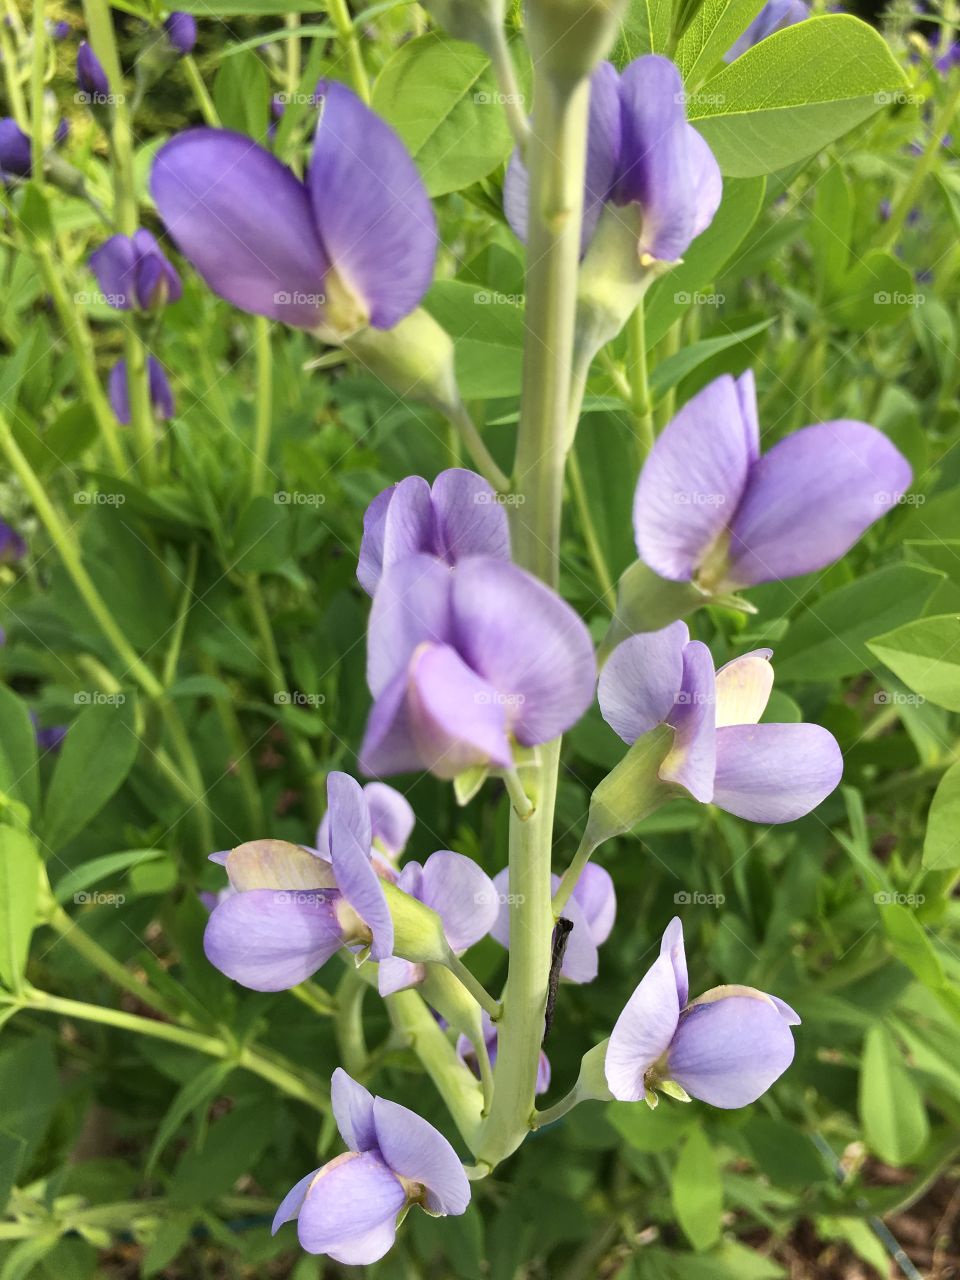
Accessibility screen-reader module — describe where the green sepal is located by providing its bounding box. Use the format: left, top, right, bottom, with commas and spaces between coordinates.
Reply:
383, 881, 451, 965
454, 765, 489, 806
571, 1039, 614, 1104
580, 724, 677, 857
658, 1079, 692, 1103
343, 309, 462, 419
600, 561, 710, 661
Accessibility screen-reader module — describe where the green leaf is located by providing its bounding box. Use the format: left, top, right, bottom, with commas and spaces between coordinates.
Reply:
42, 699, 140, 852
878, 902, 944, 989
213, 50, 269, 138
612, 0, 674, 63
923, 760, 960, 871
172, 0, 304, 10
773, 564, 943, 682
169, 1102, 276, 1204
690, 16, 909, 177
232, 496, 291, 573
146, 1061, 235, 1175
648, 318, 773, 402
0, 685, 40, 820
866, 614, 960, 710
675, 0, 765, 87
859, 1025, 929, 1165
829, 251, 918, 329
372, 33, 514, 196
424, 280, 525, 398
53, 849, 167, 905
672, 1126, 723, 1251
0, 827, 40, 992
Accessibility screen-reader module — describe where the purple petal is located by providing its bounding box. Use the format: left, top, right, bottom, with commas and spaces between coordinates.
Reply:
382, 476, 438, 570
634, 374, 753, 582
360, 670, 426, 777
660, 640, 716, 803
327, 772, 394, 960
272, 1168, 319, 1234
0, 118, 32, 179
488, 867, 510, 949
89, 235, 137, 310
713, 723, 842, 823
571, 863, 617, 947
418, 850, 499, 952
558, 892, 600, 983
151, 129, 329, 328
597, 623, 688, 743
687, 126, 723, 240
331, 1066, 377, 1151
726, 422, 913, 587
147, 356, 176, 421
660, 916, 688, 1007
668, 993, 797, 1107
366, 555, 453, 698
367, 783, 415, 859
606, 954, 681, 1101
452, 558, 596, 746
164, 11, 197, 55
357, 486, 394, 595
297, 1150, 405, 1262
373, 1097, 470, 1215
308, 81, 436, 329
431, 468, 511, 565
377, 955, 425, 994
203, 889, 343, 991
406, 643, 513, 778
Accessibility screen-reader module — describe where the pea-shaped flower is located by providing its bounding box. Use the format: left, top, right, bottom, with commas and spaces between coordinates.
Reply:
315, 779, 414, 865
358, 468, 511, 596
606, 918, 799, 1107
108, 356, 176, 424
599, 623, 842, 822
633, 370, 911, 593
76, 42, 110, 102
360, 554, 596, 779
163, 12, 197, 55
273, 1068, 470, 1264
0, 520, 27, 565
89, 229, 182, 311
0, 119, 32, 181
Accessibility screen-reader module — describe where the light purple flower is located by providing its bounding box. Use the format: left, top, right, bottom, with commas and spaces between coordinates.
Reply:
457, 1010, 551, 1095
606, 917, 799, 1108
504, 56, 721, 264
108, 356, 176, 424
150, 81, 436, 334
203, 772, 395, 991
0, 119, 32, 180
89, 229, 182, 311
0, 520, 27, 565
273, 1068, 469, 1264
163, 12, 197, 55
725, 0, 809, 61
77, 42, 109, 101
490, 862, 616, 984
633, 371, 912, 591
599, 623, 843, 823
377, 849, 498, 995
358, 468, 511, 596
360, 554, 596, 779
316, 780, 414, 864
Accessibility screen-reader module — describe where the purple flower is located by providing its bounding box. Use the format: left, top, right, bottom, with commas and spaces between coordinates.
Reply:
490, 862, 616, 983
725, 0, 809, 60
360, 555, 596, 779
504, 56, 721, 264
108, 356, 176, 424
77, 42, 109, 101
457, 1011, 551, 1095
89, 229, 182, 310
316, 780, 414, 864
48, 19, 71, 40
273, 1068, 469, 1263
163, 12, 197, 55
606, 917, 799, 1108
30, 711, 67, 753
358, 468, 511, 596
0, 519, 27, 565
204, 773, 395, 990
150, 81, 436, 335
377, 849, 498, 995
633, 371, 912, 591
0, 119, 32, 181
599, 623, 843, 823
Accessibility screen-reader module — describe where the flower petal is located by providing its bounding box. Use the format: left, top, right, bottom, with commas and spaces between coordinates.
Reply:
373, 1097, 470, 1215
331, 1065, 377, 1151
659, 915, 688, 1007
714, 650, 774, 727
366, 554, 453, 698
382, 475, 438, 568
377, 954, 425, 995
418, 850, 499, 952
431, 468, 511, 564
668, 994, 796, 1107
367, 783, 415, 860
633, 374, 753, 582
597, 623, 688, 744
452, 558, 596, 745
660, 640, 716, 803
606, 953, 681, 1101
272, 1167, 319, 1234
558, 892, 600, 984
327, 772, 394, 960
225, 838, 336, 891
726, 422, 912, 587
407, 643, 513, 778
308, 81, 436, 328
357, 486, 394, 595
89, 234, 136, 309
297, 1150, 405, 1262
151, 129, 329, 328
360, 669, 425, 777
713, 722, 842, 822
203, 889, 342, 991
571, 862, 617, 947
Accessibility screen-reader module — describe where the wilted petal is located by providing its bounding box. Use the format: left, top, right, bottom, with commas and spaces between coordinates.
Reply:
668, 993, 797, 1107
726, 422, 912, 587
407, 643, 513, 777
713, 722, 842, 822
431, 468, 511, 565
225, 838, 336, 891
331, 1065, 377, 1151
203, 889, 343, 990
308, 81, 436, 329
571, 862, 617, 947
327, 772, 393, 960
660, 640, 716, 803
373, 1097, 470, 1215
597, 623, 688, 743
296, 1151, 405, 1263
366, 554, 453, 697
714, 650, 774, 727
418, 850, 499, 951
151, 129, 329, 328
606, 953, 681, 1101
453, 558, 596, 746
659, 916, 688, 1007
633, 375, 753, 582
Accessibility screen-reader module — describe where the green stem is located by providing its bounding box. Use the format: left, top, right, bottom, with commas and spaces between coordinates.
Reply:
532, 1085, 580, 1128
626, 301, 655, 460
0, 22, 28, 130
182, 55, 220, 125
551, 831, 594, 918
567, 450, 616, 610
445, 953, 502, 1021
285, 12, 301, 98
335, 967, 368, 1076
251, 317, 273, 499
326, 0, 369, 102
502, 765, 535, 819
450, 403, 511, 492
29, 0, 44, 177
486, 26, 529, 150
876, 75, 960, 252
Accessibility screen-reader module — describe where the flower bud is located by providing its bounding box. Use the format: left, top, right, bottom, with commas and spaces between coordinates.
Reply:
382, 881, 451, 966
342, 308, 463, 422
163, 12, 197, 55
0, 118, 31, 181
77, 42, 110, 103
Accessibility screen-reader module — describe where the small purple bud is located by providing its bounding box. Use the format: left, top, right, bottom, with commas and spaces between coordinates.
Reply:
54, 118, 70, 146
77, 41, 110, 103
108, 356, 176, 424
0, 118, 32, 180
89, 230, 182, 311
48, 19, 71, 40
0, 519, 27, 564
163, 12, 197, 55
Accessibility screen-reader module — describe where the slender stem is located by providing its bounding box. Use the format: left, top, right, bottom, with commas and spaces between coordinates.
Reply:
567, 450, 615, 610
335, 966, 368, 1076
326, 0, 369, 102
446, 953, 502, 1021
285, 12, 301, 98
531, 1085, 580, 1128
502, 766, 535, 819
251, 318, 273, 499
183, 56, 220, 126
487, 27, 530, 150
290, 981, 338, 1017
0, 22, 28, 129
29, 0, 45, 177
876, 75, 960, 251
626, 301, 655, 460
450, 404, 511, 492
551, 831, 593, 918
